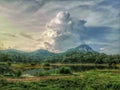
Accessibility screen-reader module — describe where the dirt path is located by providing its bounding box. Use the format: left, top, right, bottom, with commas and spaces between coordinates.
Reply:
4, 76, 75, 82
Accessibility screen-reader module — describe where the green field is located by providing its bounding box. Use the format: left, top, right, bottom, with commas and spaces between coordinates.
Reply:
0, 63, 120, 90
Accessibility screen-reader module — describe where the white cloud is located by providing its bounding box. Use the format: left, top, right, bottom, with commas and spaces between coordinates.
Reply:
41, 11, 86, 52
0, 0, 119, 54
100, 47, 105, 51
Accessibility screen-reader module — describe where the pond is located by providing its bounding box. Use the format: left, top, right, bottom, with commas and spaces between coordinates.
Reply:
22, 64, 120, 76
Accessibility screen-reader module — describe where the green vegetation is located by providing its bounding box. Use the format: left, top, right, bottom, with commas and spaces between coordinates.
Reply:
43, 63, 50, 67
57, 67, 72, 74
14, 70, 22, 77
0, 71, 120, 90
0, 51, 119, 66
0, 62, 120, 90
0, 63, 22, 78
0, 49, 120, 90
35, 71, 51, 76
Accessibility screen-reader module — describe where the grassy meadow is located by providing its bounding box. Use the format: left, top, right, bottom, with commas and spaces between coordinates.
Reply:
0, 62, 120, 90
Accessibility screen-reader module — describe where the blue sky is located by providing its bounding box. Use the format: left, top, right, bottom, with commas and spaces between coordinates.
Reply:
0, 0, 119, 54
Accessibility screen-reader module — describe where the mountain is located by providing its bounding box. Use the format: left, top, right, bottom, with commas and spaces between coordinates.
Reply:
29, 49, 56, 57
0, 49, 57, 61
0, 49, 26, 54
0, 44, 95, 55
0, 44, 95, 62
75, 44, 94, 52
66, 44, 95, 53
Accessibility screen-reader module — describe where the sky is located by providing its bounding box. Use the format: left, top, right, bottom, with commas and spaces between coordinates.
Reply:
0, 0, 120, 54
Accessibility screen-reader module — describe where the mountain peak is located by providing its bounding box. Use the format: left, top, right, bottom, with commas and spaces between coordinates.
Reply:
75, 44, 94, 52
66, 44, 94, 52
30, 49, 56, 57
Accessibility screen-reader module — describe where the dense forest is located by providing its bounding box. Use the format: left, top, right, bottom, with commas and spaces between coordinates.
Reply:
0, 49, 120, 66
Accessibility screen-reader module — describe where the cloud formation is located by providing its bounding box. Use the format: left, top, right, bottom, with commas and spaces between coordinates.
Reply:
0, 0, 119, 54
41, 11, 87, 52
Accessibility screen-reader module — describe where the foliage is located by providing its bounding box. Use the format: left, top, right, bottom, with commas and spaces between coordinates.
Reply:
14, 70, 22, 77
0, 71, 120, 90
30, 63, 37, 66
57, 67, 72, 74
0, 64, 22, 77
34, 71, 50, 76
0, 49, 120, 65
50, 52, 120, 66
43, 63, 50, 67
0, 64, 13, 75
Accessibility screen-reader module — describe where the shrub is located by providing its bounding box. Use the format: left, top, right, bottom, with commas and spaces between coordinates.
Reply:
0, 79, 8, 87
14, 70, 22, 77
7, 62, 12, 66
30, 63, 37, 66
57, 67, 72, 74
34, 71, 50, 76
43, 63, 50, 67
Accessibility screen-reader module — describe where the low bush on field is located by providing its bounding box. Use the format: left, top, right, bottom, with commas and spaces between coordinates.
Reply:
57, 67, 72, 74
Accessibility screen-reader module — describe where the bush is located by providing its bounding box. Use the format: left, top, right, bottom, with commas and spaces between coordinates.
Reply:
0, 79, 8, 87
43, 63, 50, 67
0, 64, 14, 76
7, 62, 12, 66
57, 67, 72, 74
14, 70, 22, 77
34, 71, 50, 76
30, 63, 37, 66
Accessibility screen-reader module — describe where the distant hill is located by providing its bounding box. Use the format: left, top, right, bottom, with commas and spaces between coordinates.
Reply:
0, 49, 56, 61
0, 44, 96, 62
29, 49, 56, 58
0, 44, 120, 64
0, 49, 26, 54
0, 44, 95, 57
66, 44, 95, 53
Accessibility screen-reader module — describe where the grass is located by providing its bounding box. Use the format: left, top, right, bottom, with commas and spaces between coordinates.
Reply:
11, 63, 52, 69
11, 63, 120, 68
0, 62, 120, 90
1, 70, 120, 90
2, 70, 120, 82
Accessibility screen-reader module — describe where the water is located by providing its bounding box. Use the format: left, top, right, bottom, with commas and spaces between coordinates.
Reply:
22, 64, 120, 75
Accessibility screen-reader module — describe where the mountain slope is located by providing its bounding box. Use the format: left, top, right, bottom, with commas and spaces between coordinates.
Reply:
66, 44, 95, 53
0, 49, 57, 61
29, 49, 56, 57
0, 44, 95, 62
0, 44, 95, 56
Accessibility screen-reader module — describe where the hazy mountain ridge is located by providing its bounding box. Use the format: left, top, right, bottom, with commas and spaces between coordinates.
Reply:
66, 44, 95, 53
0, 44, 120, 64
0, 44, 95, 55
0, 44, 96, 62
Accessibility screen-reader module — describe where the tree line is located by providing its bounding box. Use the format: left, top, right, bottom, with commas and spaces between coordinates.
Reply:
0, 51, 120, 66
